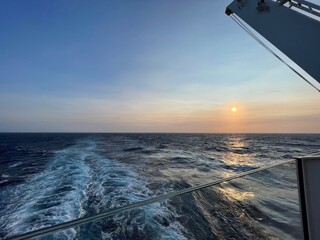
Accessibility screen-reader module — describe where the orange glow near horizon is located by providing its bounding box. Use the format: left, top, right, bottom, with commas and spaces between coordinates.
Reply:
52, 98, 319, 133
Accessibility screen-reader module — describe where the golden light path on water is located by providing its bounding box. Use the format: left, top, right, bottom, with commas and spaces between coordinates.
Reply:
221, 135, 256, 167
218, 135, 255, 202
218, 187, 254, 202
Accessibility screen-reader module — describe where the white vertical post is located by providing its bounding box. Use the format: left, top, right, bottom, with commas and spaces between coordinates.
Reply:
296, 153, 320, 240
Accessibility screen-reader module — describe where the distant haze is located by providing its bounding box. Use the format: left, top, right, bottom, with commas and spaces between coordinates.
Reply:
0, 0, 319, 133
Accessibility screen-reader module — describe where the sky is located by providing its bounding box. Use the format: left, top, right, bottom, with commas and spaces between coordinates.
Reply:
0, 0, 319, 133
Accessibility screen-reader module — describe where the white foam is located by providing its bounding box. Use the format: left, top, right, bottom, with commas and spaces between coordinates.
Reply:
0, 140, 93, 238
0, 138, 190, 239
9, 162, 22, 168
83, 140, 189, 239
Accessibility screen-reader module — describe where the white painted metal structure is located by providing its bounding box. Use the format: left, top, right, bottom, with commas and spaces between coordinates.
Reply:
225, 1, 320, 239
226, 0, 320, 86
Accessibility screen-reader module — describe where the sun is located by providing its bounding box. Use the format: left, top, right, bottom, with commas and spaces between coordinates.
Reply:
231, 107, 238, 113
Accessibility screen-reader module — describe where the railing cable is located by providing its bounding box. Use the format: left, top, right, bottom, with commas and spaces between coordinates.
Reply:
230, 13, 320, 93
9, 159, 295, 240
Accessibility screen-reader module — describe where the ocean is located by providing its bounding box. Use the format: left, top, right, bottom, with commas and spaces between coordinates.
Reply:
0, 133, 319, 239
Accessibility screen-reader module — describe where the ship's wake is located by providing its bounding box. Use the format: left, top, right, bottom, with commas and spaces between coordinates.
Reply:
0, 139, 190, 239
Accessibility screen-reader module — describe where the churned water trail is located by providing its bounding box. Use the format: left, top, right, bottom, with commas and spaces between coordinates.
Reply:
0, 137, 190, 239
0, 140, 92, 238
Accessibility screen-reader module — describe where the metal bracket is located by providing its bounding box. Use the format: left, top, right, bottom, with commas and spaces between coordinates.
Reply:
257, 0, 270, 12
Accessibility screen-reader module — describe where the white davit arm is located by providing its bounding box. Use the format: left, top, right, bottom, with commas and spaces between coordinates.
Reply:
225, 0, 320, 86
280, 0, 320, 16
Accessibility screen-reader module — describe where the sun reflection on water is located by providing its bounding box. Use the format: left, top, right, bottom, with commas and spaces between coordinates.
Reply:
221, 135, 256, 167
219, 187, 254, 202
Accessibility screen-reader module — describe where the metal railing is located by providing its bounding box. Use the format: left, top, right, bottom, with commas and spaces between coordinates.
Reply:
9, 159, 296, 240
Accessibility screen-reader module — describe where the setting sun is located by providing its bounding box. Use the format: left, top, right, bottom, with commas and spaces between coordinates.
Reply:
231, 107, 238, 113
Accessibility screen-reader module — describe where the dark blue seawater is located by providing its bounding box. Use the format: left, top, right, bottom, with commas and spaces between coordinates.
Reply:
0, 133, 319, 239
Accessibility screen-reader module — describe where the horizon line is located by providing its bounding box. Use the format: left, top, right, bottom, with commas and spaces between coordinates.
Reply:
0, 132, 319, 134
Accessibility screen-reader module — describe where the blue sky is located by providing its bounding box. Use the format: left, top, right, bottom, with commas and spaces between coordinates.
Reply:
0, 0, 319, 132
